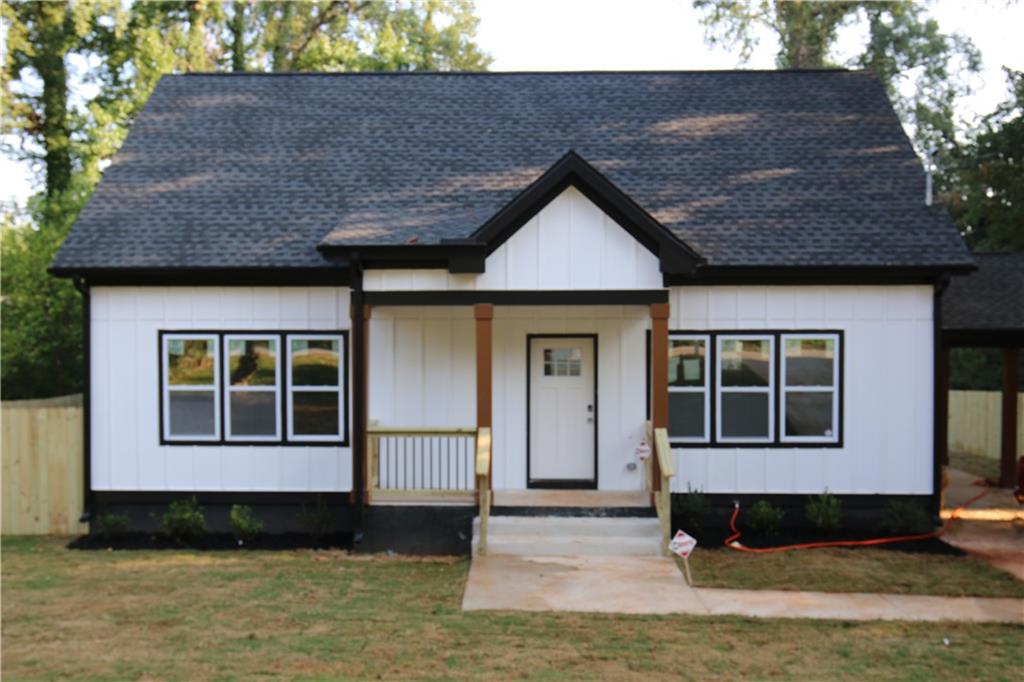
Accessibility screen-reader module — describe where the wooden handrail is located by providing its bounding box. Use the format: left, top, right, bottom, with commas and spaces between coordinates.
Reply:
644, 423, 676, 557
654, 427, 675, 478
368, 426, 477, 436
475, 426, 492, 555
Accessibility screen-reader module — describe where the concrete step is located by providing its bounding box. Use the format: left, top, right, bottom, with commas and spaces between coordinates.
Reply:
472, 515, 663, 557
475, 515, 660, 538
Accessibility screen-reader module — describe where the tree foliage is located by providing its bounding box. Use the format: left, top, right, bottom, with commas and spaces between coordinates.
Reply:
1, 0, 490, 399
692, 0, 981, 155
939, 69, 1024, 252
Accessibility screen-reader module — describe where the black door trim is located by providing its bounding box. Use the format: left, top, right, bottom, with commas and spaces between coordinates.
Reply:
526, 334, 599, 490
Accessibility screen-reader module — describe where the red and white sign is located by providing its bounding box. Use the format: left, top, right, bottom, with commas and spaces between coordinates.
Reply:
669, 530, 697, 558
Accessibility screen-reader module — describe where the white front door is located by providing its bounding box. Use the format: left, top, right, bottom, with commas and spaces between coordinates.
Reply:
528, 336, 596, 487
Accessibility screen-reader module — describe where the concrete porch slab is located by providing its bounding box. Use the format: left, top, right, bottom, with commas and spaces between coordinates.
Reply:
492, 490, 650, 508
462, 555, 1024, 623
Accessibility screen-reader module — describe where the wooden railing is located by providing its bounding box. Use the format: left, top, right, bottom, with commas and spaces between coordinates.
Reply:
475, 426, 492, 555
645, 421, 676, 556
367, 426, 477, 503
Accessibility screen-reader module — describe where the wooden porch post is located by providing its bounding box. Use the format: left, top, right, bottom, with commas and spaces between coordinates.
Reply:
1000, 347, 1019, 487
650, 302, 670, 488
475, 304, 494, 490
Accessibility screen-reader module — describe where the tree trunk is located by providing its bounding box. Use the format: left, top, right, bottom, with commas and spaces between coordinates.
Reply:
35, 1, 72, 202
230, 1, 247, 72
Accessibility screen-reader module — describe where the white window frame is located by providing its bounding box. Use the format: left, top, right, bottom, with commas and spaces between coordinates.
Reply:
286, 333, 347, 443
780, 333, 841, 444
668, 334, 711, 443
716, 334, 775, 444
162, 333, 221, 442
223, 334, 282, 442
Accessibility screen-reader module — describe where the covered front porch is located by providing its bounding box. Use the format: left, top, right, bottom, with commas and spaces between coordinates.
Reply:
350, 292, 676, 550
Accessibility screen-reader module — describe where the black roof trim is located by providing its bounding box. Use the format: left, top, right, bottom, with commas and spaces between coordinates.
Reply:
174, 68, 857, 77
470, 150, 704, 275
667, 264, 976, 286
49, 266, 351, 287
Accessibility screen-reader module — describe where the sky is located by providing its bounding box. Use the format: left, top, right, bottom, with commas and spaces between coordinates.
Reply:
2, 0, 1023, 209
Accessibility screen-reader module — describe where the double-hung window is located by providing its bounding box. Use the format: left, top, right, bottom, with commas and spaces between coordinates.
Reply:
163, 334, 220, 441
159, 330, 347, 445
225, 335, 281, 441
660, 330, 842, 447
668, 335, 710, 442
287, 335, 347, 442
716, 335, 774, 443
781, 334, 840, 443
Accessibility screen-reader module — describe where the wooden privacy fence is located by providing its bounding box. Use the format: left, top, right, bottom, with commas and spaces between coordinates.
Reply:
949, 389, 1024, 460
2, 394, 87, 535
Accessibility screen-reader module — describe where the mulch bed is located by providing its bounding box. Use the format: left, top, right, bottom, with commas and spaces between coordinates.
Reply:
68, 532, 354, 551
684, 528, 965, 555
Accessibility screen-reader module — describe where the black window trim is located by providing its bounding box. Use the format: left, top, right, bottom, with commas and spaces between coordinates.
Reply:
158, 329, 350, 447
650, 329, 845, 449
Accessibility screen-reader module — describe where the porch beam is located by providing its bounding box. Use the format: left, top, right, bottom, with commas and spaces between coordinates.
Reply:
364, 289, 669, 307
1001, 347, 1019, 488
475, 304, 494, 494
650, 302, 670, 488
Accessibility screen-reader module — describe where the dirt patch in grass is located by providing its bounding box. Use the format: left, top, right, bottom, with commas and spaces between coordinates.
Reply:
3, 536, 1022, 681
950, 450, 1004, 485
687, 546, 1024, 598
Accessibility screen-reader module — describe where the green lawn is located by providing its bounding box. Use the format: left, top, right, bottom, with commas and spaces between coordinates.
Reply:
686, 547, 1024, 597
2, 536, 1022, 681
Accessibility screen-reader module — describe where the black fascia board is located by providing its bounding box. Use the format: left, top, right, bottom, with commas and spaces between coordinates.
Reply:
666, 263, 977, 287
48, 265, 352, 287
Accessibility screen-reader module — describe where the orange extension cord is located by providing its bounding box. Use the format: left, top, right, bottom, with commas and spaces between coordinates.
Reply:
723, 480, 991, 554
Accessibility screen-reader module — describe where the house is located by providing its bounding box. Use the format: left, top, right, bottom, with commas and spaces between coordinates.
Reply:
51, 70, 974, 552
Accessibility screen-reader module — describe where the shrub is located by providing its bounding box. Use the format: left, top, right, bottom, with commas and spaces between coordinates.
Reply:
162, 497, 207, 543
746, 501, 784, 537
673, 485, 709, 531
881, 499, 932, 534
229, 504, 263, 542
805, 489, 842, 532
299, 495, 333, 537
94, 513, 130, 540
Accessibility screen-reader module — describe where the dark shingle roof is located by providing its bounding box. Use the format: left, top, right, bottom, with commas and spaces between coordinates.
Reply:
943, 252, 1024, 332
52, 70, 972, 271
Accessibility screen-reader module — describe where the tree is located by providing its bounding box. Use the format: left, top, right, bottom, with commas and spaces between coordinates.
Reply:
1, 0, 490, 399
939, 69, 1024, 251
692, 1, 981, 154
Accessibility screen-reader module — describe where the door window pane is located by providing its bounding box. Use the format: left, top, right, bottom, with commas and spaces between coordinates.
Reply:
543, 348, 581, 377
168, 339, 215, 385
229, 339, 277, 386
785, 338, 835, 386
669, 392, 705, 439
720, 393, 770, 438
720, 338, 771, 386
669, 339, 705, 387
229, 392, 277, 437
784, 392, 834, 438
168, 391, 216, 436
291, 339, 339, 386
293, 392, 340, 435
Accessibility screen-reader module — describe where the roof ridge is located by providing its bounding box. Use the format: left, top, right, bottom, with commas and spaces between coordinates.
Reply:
172, 68, 864, 77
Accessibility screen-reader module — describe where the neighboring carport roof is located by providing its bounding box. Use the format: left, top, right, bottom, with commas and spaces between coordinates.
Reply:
943, 252, 1024, 347
52, 70, 973, 273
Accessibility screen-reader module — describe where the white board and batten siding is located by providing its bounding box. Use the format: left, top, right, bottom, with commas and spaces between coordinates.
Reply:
668, 285, 935, 496
364, 186, 663, 292
369, 305, 650, 491
90, 287, 353, 492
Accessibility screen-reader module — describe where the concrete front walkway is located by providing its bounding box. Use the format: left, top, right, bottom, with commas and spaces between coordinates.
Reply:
462, 555, 1024, 623
943, 467, 1024, 580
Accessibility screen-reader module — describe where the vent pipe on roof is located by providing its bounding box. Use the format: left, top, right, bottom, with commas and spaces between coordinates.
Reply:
924, 143, 936, 207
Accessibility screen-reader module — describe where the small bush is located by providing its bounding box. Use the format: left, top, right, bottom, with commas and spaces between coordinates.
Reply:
674, 485, 709, 531
162, 497, 207, 543
805, 489, 842, 532
881, 499, 932, 534
299, 495, 333, 537
229, 504, 263, 542
746, 501, 784, 537
94, 513, 130, 539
